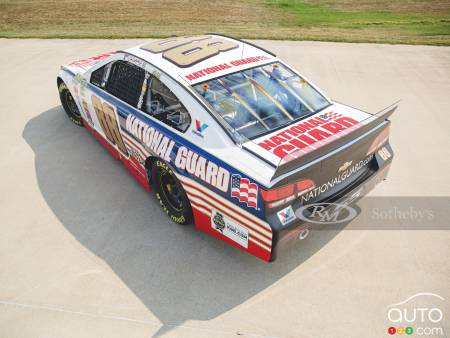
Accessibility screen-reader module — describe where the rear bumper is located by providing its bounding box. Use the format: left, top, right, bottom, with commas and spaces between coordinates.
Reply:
268, 145, 393, 261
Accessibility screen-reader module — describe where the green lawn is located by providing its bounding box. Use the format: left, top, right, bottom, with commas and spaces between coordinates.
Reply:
270, 0, 450, 45
0, 0, 449, 45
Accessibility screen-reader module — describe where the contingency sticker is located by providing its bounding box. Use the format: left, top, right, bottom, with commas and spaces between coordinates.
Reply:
277, 205, 296, 226
211, 208, 249, 248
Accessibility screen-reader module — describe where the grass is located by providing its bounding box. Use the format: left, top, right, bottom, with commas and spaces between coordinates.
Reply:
270, 0, 450, 45
0, 0, 449, 45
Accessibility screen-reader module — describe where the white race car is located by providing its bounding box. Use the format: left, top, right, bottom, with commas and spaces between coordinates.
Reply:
57, 34, 396, 261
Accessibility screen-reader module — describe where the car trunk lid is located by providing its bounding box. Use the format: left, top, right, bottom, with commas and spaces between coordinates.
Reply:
243, 102, 397, 208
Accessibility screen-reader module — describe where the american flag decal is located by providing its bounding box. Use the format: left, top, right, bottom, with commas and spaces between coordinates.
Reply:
320, 111, 342, 120
231, 175, 258, 209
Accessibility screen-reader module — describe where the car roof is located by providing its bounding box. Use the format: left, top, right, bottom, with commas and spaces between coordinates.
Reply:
124, 34, 278, 87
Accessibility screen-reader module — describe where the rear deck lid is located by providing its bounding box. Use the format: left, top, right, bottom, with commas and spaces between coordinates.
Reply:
244, 101, 397, 184
252, 102, 397, 207
243, 102, 374, 167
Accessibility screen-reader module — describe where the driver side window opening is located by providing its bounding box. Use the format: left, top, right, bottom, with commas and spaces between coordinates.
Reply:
105, 61, 146, 107
141, 75, 191, 133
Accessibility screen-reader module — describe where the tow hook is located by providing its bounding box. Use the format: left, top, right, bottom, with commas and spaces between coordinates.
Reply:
298, 228, 310, 240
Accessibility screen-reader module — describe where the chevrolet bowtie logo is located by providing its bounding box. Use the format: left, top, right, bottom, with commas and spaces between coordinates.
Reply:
338, 161, 353, 173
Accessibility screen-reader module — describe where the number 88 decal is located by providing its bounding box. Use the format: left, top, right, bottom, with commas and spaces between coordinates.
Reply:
142, 35, 239, 67
91, 95, 128, 156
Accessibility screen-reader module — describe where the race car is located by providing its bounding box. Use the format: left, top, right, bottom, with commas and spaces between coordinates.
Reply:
57, 34, 396, 262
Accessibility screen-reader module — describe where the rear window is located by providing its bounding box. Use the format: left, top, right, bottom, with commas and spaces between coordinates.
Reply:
193, 63, 329, 139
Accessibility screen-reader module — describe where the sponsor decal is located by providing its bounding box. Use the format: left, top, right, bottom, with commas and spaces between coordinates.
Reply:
125, 114, 230, 193
129, 147, 145, 165
72, 81, 79, 97
126, 115, 230, 193
174, 146, 230, 193
73, 73, 88, 97
386, 293, 445, 336
184, 55, 270, 81
296, 202, 358, 225
212, 210, 226, 232
69, 52, 116, 68
300, 154, 373, 202
211, 208, 249, 248
256, 111, 361, 159
378, 146, 392, 161
123, 53, 147, 68
192, 119, 208, 137
126, 114, 175, 162
231, 174, 258, 209
277, 205, 296, 225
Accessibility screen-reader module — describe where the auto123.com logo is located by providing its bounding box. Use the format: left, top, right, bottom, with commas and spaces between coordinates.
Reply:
386, 293, 445, 336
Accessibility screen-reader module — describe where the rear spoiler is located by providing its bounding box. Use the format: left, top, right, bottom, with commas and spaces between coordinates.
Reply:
270, 102, 399, 183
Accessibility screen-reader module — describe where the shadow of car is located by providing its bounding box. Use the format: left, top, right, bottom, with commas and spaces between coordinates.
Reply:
22, 106, 348, 335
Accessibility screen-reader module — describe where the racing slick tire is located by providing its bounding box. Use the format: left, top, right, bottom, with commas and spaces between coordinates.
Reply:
58, 81, 83, 127
152, 160, 193, 225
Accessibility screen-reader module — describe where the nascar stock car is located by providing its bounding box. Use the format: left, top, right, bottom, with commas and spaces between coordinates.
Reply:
57, 34, 396, 262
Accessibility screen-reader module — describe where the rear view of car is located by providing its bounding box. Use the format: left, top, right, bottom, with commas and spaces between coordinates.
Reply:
193, 60, 396, 260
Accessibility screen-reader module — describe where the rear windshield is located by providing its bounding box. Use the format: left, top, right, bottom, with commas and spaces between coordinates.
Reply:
193, 62, 330, 139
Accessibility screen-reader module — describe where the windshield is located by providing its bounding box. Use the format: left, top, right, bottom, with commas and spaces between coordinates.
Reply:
193, 62, 330, 139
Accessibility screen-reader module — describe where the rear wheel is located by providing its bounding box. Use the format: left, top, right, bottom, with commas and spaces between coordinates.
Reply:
152, 160, 192, 225
59, 81, 83, 126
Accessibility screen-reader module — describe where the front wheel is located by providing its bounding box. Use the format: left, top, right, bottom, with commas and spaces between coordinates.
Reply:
59, 81, 83, 126
152, 160, 193, 225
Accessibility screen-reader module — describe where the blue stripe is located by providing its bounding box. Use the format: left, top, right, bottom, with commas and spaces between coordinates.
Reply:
86, 83, 267, 218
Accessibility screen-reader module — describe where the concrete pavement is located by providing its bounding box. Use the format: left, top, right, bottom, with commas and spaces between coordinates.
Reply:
0, 39, 449, 338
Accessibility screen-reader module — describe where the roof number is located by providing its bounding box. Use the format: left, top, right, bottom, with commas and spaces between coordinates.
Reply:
142, 35, 239, 68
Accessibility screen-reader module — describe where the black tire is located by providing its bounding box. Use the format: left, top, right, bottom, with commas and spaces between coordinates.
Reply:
152, 160, 193, 225
58, 81, 83, 126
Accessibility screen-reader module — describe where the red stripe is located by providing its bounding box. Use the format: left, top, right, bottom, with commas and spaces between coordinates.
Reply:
183, 182, 271, 242
122, 133, 149, 156
187, 192, 270, 243
191, 208, 271, 262
186, 189, 271, 243
178, 178, 268, 231
123, 139, 146, 160
123, 133, 148, 155
189, 199, 270, 250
